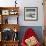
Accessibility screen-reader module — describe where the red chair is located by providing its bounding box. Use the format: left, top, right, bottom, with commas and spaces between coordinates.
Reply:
21, 28, 41, 46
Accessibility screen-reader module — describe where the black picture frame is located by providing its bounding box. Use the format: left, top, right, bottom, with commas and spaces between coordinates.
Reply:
24, 7, 38, 21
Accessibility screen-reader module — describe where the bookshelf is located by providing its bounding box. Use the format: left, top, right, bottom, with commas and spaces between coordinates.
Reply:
0, 7, 20, 46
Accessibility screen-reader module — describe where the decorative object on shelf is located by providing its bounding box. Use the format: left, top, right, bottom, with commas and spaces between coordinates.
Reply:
13, 28, 18, 40
1, 28, 19, 41
2, 16, 8, 24
24, 7, 38, 21
15, 0, 17, 7
5, 18, 8, 24
2, 10, 9, 15
13, 32, 18, 41
2, 28, 13, 41
9, 10, 18, 15
13, 28, 17, 32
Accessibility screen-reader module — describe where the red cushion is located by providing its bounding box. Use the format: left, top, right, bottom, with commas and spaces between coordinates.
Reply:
21, 28, 41, 46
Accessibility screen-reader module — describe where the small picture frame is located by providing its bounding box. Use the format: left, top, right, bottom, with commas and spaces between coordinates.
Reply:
24, 7, 38, 21
2, 10, 9, 15
9, 10, 17, 15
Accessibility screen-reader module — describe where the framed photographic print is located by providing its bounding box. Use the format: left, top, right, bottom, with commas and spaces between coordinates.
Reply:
2, 10, 9, 15
24, 7, 38, 21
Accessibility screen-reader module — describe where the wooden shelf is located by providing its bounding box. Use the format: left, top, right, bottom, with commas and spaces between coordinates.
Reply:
2, 40, 19, 42
1, 40, 19, 46
0, 7, 19, 46
0, 7, 19, 16
0, 24, 20, 32
0, 7, 19, 10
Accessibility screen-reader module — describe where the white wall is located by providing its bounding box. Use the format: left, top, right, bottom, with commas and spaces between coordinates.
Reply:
19, 0, 44, 26
0, 0, 15, 7
0, 0, 44, 26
